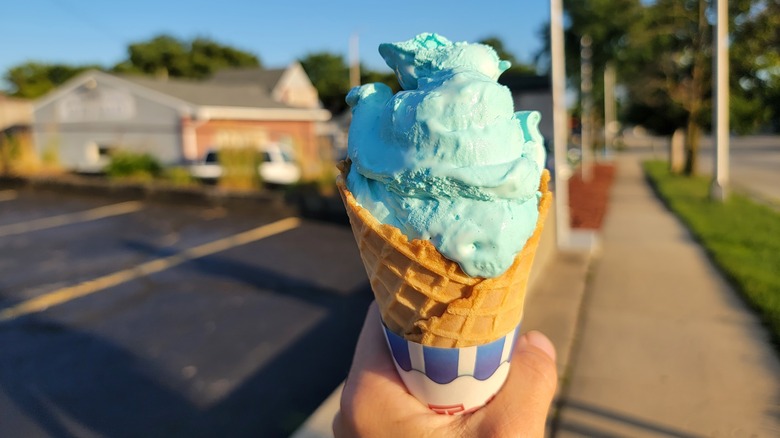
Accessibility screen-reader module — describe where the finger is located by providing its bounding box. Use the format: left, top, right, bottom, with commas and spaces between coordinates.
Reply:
345, 301, 402, 383
336, 302, 435, 437
470, 330, 558, 437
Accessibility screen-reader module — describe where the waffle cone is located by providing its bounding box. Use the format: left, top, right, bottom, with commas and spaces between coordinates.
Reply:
338, 161, 552, 348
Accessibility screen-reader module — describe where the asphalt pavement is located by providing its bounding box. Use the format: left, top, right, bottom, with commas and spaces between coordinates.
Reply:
0, 187, 373, 437
698, 135, 780, 206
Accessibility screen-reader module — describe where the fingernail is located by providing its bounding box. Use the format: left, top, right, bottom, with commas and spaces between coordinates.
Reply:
522, 331, 557, 362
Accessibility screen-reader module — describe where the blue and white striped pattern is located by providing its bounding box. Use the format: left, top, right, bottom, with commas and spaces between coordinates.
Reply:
384, 325, 520, 384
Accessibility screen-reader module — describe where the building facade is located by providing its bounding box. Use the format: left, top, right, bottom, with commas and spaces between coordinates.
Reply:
32, 64, 331, 178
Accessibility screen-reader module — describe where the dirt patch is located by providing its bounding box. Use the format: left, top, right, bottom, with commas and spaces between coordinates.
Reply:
568, 163, 616, 229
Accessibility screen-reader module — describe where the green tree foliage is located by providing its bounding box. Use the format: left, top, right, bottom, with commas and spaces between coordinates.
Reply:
3, 35, 261, 97
549, 0, 777, 176
4, 62, 98, 98
729, 0, 780, 133
621, 0, 775, 174
624, 0, 712, 174
299, 52, 351, 114
361, 69, 400, 93
113, 35, 260, 79
301, 37, 529, 115
478, 37, 537, 74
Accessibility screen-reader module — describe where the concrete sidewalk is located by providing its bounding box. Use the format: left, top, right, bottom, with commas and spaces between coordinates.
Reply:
555, 153, 780, 437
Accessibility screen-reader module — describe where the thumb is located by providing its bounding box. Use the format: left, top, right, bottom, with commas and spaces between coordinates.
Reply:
470, 331, 558, 437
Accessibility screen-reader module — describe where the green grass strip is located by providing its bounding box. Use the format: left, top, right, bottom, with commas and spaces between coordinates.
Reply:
643, 160, 780, 348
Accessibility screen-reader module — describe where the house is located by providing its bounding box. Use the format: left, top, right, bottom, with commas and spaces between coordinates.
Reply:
31, 63, 331, 179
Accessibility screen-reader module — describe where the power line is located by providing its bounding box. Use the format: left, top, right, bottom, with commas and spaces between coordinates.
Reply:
44, 0, 126, 44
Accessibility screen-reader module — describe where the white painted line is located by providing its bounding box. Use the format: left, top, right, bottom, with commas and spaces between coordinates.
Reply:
0, 190, 17, 202
0, 217, 301, 322
0, 201, 144, 238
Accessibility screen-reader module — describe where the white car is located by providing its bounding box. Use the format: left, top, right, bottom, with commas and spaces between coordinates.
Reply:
189, 144, 301, 185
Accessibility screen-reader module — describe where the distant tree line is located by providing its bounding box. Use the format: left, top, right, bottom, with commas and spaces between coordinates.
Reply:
3, 35, 262, 99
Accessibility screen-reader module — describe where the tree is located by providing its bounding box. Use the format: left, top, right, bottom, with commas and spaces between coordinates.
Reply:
729, 0, 780, 133
535, 0, 644, 153
478, 37, 537, 74
299, 52, 351, 114
361, 69, 401, 93
622, 0, 771, 174
300, 39, 532, 115
625, 0, 711, 174
4, 62, 98, 98
113, 34, 260, 79
190, 37, 260, 79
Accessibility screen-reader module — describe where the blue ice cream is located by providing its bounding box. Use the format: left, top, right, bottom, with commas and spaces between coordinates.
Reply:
345, 33, 546, 278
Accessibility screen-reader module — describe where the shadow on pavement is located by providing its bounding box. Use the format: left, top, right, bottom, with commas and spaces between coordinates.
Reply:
0, 261, 372, 437
555, 399, 705, 438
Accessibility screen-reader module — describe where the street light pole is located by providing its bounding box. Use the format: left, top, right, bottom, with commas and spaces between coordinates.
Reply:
551, 0, 571, 248
604, 62, 617, 152
349, 33, 361, 88
580, 35, 593, 182
710, 0, 729, 201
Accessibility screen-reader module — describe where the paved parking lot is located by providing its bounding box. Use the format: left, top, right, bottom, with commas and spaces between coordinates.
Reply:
0, 188, 373, 437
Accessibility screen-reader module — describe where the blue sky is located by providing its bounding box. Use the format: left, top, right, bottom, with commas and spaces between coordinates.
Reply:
2, 0, 550, 89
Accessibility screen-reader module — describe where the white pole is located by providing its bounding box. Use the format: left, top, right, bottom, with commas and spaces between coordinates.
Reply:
710, 0, 729, 201
551, 0, 571, 248
349, 33, 361, 88
604, 62, 616, 152
580, 35, 593, 181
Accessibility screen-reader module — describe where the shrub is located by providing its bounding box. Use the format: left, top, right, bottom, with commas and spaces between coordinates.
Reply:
163, 166, 196, 187
105, 150, 162, 182
1, 133, 39, 175
217, 147, 261, 190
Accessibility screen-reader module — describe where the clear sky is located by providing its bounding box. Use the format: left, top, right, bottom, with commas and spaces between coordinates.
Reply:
1, 0, 550, 90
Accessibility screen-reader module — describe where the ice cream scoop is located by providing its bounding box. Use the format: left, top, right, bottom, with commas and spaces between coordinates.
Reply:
338, 33, 552, 413
345, 33, 546, 278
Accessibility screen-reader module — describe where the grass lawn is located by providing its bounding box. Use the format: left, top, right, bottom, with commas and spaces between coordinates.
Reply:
643, 160, 780, 348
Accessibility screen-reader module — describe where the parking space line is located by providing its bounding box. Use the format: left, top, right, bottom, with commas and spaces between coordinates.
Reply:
0, 217, 302, 322
0, 201, 144, 238
0, 190, 16, 202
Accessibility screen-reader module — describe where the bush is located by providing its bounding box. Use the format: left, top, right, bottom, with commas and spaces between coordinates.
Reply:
163, 166, 196, 187
217, 147, 261, 190
105, 150, 162, 182
1, 133, 39, 175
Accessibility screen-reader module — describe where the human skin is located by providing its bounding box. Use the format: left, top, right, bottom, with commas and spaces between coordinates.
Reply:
333, 303, 558, 438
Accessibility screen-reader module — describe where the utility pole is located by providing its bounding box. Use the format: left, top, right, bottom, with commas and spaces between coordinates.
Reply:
580, 35, 593, 181
710, 0, 729, 201
551, 0, 571, 248
604, 62, 617, 152
349, 33, 361, 89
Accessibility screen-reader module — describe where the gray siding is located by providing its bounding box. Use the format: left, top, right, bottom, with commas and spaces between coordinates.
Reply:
33, 76, 184, 171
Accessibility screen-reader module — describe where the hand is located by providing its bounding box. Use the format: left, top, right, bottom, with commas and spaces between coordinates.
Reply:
333, 302, 558, 438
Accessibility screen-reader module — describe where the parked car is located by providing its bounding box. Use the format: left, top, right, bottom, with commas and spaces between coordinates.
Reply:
189, 144, 301, 185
